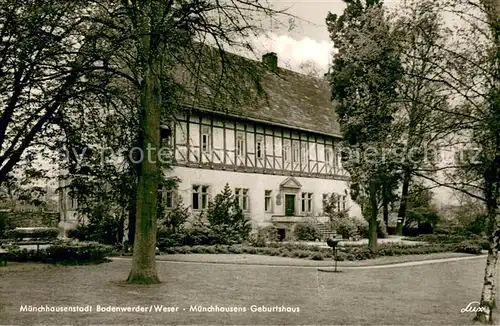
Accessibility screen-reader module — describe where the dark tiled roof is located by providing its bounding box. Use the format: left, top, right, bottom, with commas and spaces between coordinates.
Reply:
174, 45, 341, 138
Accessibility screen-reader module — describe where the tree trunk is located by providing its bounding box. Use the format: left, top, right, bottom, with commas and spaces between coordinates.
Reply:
117, 214, 124, 245
474, 210, 499, 324
382, 182, 390, 233
396, 168, 411, 235
126, 61, 161, 284
368, 182, 378, 251
127, 189, 136, 246
475, 0, 499, 323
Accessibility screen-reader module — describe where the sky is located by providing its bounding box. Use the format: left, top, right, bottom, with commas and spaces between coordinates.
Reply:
247, 0, 403, 74
251, 0, 464, 205
249, 0, 346, 73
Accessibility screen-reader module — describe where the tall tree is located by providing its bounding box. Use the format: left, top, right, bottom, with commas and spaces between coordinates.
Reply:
87, 0, 289, 283
0, 0, 126, 184
326, 0, 402, 250
390, 0, 453, 234
399, 0, 500, 322
458, 0, 500, 322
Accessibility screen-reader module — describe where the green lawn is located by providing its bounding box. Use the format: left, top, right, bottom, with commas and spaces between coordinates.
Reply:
0, 257, 497, 325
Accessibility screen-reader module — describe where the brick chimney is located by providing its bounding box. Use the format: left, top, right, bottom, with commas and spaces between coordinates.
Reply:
262, 52, 278, 72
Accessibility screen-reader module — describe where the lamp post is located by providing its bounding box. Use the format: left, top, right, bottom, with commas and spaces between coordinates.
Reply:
326, 236, 341, 272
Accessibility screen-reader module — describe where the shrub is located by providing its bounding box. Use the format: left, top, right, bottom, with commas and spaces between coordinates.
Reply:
67, 215, 123, 245
206, 184, 252, 245
227, 245, 243, 254
310, 252, 324, 260
6, 242, 113, 264
377, 220, 388, 239
157, 232, 184, 249
336, 218, 358, 239
249, 225, 279, 247
266, 248, 280, 256
466, 214, 487, 235
403, 209, 441, 237
0, 211, 11, 238
182, 226, 217, 246
214, 245, 229, 254
478, 240, 490, 250
8, 227, 59, 240
161, 203, 189, 234
403, 233, 487, 246
246, 246, 258, 254
418, 222, 433, 235
293, 222, 320, 241
350, 246, 376, 260
351, 217, 369, 238
67, 225, 90, 241
402, 224, 420, 237
454, 241, 482, 255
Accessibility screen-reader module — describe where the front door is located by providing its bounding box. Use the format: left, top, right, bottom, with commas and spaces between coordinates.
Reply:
285, 194, 295, 216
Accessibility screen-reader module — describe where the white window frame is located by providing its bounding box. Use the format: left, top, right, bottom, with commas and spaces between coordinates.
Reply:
322, 193, 328, 210
301, 145, 308, 165
264, 190, 272, 212
335, 150, 341, 168
235, 188, 250, 212
325, 148, 331, 164
301, 192, 313, 213
236, 132, 245, 157
163, 190, 175, 209
192, 184, 209, 210
201, 125, 211, 153
283, 139, 291, 162
335, 193, 347, 212
292, 142, 300, 163
256, 136, 263, 159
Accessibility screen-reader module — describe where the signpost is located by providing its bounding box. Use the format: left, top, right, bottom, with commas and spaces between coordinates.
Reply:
326, 236, 342, 272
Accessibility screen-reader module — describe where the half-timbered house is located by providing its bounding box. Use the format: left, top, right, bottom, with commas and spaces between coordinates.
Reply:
161, 52, 361, 236
59, 51, 361, 239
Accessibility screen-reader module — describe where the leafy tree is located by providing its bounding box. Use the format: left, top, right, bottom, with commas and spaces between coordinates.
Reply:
402, 183, 440, 234
206, 183, 251, 245
157, 193, 189, 247
54, 0, 290, 283
1, 0, 291, 283
0, 0, 124, 184
396, 0, 500, 322
322, 192, 347, 221
452, 1, 500, 321
326, 0, 403, 250
390, 0, 453, 234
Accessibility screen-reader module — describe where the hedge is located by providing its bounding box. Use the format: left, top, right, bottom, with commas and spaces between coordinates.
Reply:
5, 242, 114, 265
157, 241, 483, 261
403, 233, 489, 250
6, 227, 59, 240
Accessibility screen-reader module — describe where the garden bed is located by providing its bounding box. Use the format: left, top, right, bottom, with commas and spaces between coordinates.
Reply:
157, 240, 483, 261
402, 234, 490, 250
3, 241, 115, 265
